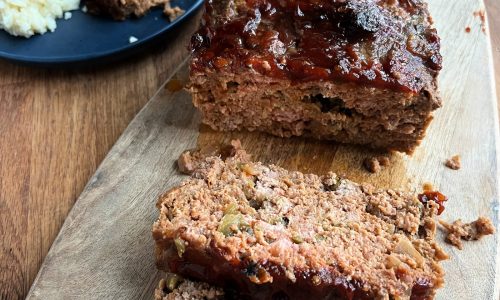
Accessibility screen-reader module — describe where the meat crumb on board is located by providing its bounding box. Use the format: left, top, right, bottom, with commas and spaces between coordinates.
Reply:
177, 151, 203, 175
439, 217, 495, 250
177, 140, 249, 175
445, 155, 461, 170
363, 156, 390, 173
473, 10, 486, 33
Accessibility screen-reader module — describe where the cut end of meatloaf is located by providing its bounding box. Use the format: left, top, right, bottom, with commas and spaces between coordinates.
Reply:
152, 150, 448, 300
189, 0, 442, 154
85, 0, 180, 20
155, 273, 225, 300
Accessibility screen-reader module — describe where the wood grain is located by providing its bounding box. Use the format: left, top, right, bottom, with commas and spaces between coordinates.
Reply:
25, 0, 500, 299
27, 66, 200, 299
0, 84, 32, 299
0, 1, 499, 300
0, 12, 202, 300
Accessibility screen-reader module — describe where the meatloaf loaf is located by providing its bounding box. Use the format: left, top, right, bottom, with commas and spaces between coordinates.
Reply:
189, 0, 442, 154
152, 150, 449, 299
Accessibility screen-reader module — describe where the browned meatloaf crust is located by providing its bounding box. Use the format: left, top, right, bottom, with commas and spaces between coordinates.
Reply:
152, 151, 449, 300
189, 0, 442, 154
84, 0, 182, 20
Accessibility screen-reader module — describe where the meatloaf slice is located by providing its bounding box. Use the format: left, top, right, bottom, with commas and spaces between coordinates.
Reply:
189, 0, 442, 154
152, 151, 448, 300
84, 0, 182, 20
155, 273, 225, 300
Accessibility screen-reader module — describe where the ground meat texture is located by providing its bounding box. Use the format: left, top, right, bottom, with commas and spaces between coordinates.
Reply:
177, 140, 250, 175
444, 155, 461, 170
152, 152, 448, 300
363, 156, 390, 173
364, 157, 382, 173
189, 0, 442, 154
85, 0, 183, 20
178, 151, 204, 175
155, 275, 225, 300
439, 217, 495, 250
163, 5, 184, 21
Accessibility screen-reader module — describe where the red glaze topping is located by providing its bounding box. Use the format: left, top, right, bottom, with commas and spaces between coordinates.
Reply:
190, 0, 441, 93
418, 191, 447, 215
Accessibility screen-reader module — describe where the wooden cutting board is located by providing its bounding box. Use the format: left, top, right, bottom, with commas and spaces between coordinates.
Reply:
27, 0, 500, 299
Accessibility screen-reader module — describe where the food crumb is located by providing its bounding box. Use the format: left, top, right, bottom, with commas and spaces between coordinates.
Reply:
82, 5, 88, 13
164, 5, 184, 22
219, 139, 251, 161
129, 36, 138, 43
445, 155, 461, 170
178, 140, 249, 175
363, 156, 390, 173
64, 12, 72, 20
422, 182, 434, 192
473, 10, 486, 33
439, 217, 495, 250
465, 26, 471, 33
178, 150, 203, 175
378, 156, 390, 167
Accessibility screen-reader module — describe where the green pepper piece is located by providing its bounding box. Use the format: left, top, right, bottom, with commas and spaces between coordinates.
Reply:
224, 203, 239, 215
174, 238, 185, 257
218, 213, 250, 237
165, 273, 184, 291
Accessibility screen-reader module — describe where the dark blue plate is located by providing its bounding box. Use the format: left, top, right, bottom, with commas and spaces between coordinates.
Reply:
0, 0, 203, 66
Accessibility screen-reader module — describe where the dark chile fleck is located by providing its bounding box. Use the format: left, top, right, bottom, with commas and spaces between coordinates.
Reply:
243, 262, 258, 277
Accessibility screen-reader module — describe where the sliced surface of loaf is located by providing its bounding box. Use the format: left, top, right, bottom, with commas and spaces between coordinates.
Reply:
155, 274, 225, 300
152, 150, 448, 299
189, 0, 442, 154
